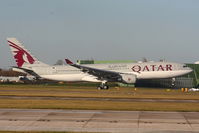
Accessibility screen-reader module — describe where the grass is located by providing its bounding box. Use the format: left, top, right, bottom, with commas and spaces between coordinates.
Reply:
0, 99, 199, 112
0, 84, 199, 111
0, 84, 198, 100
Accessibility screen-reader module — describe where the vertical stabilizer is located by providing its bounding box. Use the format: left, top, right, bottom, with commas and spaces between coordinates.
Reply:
7, 38, 49, 68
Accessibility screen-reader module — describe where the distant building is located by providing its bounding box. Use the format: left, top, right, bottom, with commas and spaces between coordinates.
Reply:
0, 76, 20, 83
186, 64, 199, 87
135, 77, 194, 88
77, 60, 94, 64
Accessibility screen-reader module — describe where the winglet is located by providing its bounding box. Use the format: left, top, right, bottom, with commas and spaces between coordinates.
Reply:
65, 59, 74, 65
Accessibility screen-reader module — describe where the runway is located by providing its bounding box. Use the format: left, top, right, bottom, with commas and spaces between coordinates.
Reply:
1, 95, 199, 103
0, 109, 199, 133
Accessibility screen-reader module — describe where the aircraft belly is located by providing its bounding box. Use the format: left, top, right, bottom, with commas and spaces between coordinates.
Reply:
41, 74, 85, 81
137, 70, 188, 79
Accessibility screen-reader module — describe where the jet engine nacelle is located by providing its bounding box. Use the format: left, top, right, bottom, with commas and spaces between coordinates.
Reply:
120, 74, 137, 84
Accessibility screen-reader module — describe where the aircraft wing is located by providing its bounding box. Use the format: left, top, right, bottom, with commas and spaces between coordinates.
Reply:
65, 59, 121, 81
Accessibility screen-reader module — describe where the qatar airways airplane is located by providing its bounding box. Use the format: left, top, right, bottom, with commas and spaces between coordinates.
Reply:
7, 38, 192, 89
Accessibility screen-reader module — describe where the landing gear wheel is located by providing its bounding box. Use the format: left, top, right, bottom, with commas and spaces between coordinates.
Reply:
97, 84, 109, 90
103, 85, 109, 90
97, 86, 102, 90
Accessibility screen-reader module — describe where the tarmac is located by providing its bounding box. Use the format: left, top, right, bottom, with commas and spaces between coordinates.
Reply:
0, 109, 199, 133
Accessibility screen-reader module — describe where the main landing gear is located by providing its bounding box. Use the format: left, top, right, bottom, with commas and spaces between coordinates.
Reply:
97, 82, 109, 90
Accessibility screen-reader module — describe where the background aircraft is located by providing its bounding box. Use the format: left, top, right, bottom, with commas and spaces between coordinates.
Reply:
7, 38, 192, 89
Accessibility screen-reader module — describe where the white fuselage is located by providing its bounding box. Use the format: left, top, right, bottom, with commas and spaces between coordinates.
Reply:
24, 62, 192, 83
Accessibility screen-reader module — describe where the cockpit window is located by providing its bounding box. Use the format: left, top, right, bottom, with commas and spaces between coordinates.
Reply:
183, 65, 188, 68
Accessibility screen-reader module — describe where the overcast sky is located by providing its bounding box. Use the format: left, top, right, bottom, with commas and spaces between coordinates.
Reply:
0, 0, 199, 68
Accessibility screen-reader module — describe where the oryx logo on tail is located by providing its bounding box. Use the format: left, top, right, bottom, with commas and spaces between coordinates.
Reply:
7, 39, 35, 67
